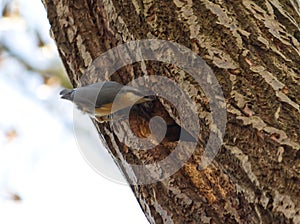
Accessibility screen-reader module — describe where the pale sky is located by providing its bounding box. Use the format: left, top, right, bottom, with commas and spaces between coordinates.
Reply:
0, 0, 148, 223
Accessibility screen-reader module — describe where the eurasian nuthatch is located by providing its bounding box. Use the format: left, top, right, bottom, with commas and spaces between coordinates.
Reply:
60, 81, 153, 122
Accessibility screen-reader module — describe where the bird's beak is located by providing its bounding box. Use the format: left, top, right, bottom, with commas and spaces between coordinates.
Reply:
60, 89, 73, 100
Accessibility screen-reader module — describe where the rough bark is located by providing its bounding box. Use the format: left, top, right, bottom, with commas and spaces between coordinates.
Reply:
42, 0, 300, 223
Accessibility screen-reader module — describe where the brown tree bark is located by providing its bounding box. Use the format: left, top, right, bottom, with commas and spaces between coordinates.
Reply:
42, 0, 300, 223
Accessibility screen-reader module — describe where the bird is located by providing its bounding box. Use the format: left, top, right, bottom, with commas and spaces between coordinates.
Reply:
60, 81, 154, 122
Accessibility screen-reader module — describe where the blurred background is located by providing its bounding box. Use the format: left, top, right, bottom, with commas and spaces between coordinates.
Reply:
0, 0, 148, 223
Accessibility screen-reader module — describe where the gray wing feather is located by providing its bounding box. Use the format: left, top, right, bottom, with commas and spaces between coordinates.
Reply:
61, 81, 149, 111
72, 81, 145, 108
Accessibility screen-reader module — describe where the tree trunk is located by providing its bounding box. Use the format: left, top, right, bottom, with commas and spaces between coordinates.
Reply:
42, 0, 300, 223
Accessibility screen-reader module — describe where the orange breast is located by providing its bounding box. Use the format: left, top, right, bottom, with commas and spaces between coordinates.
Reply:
94, 93, 150, 117
94, 103, 113, 116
